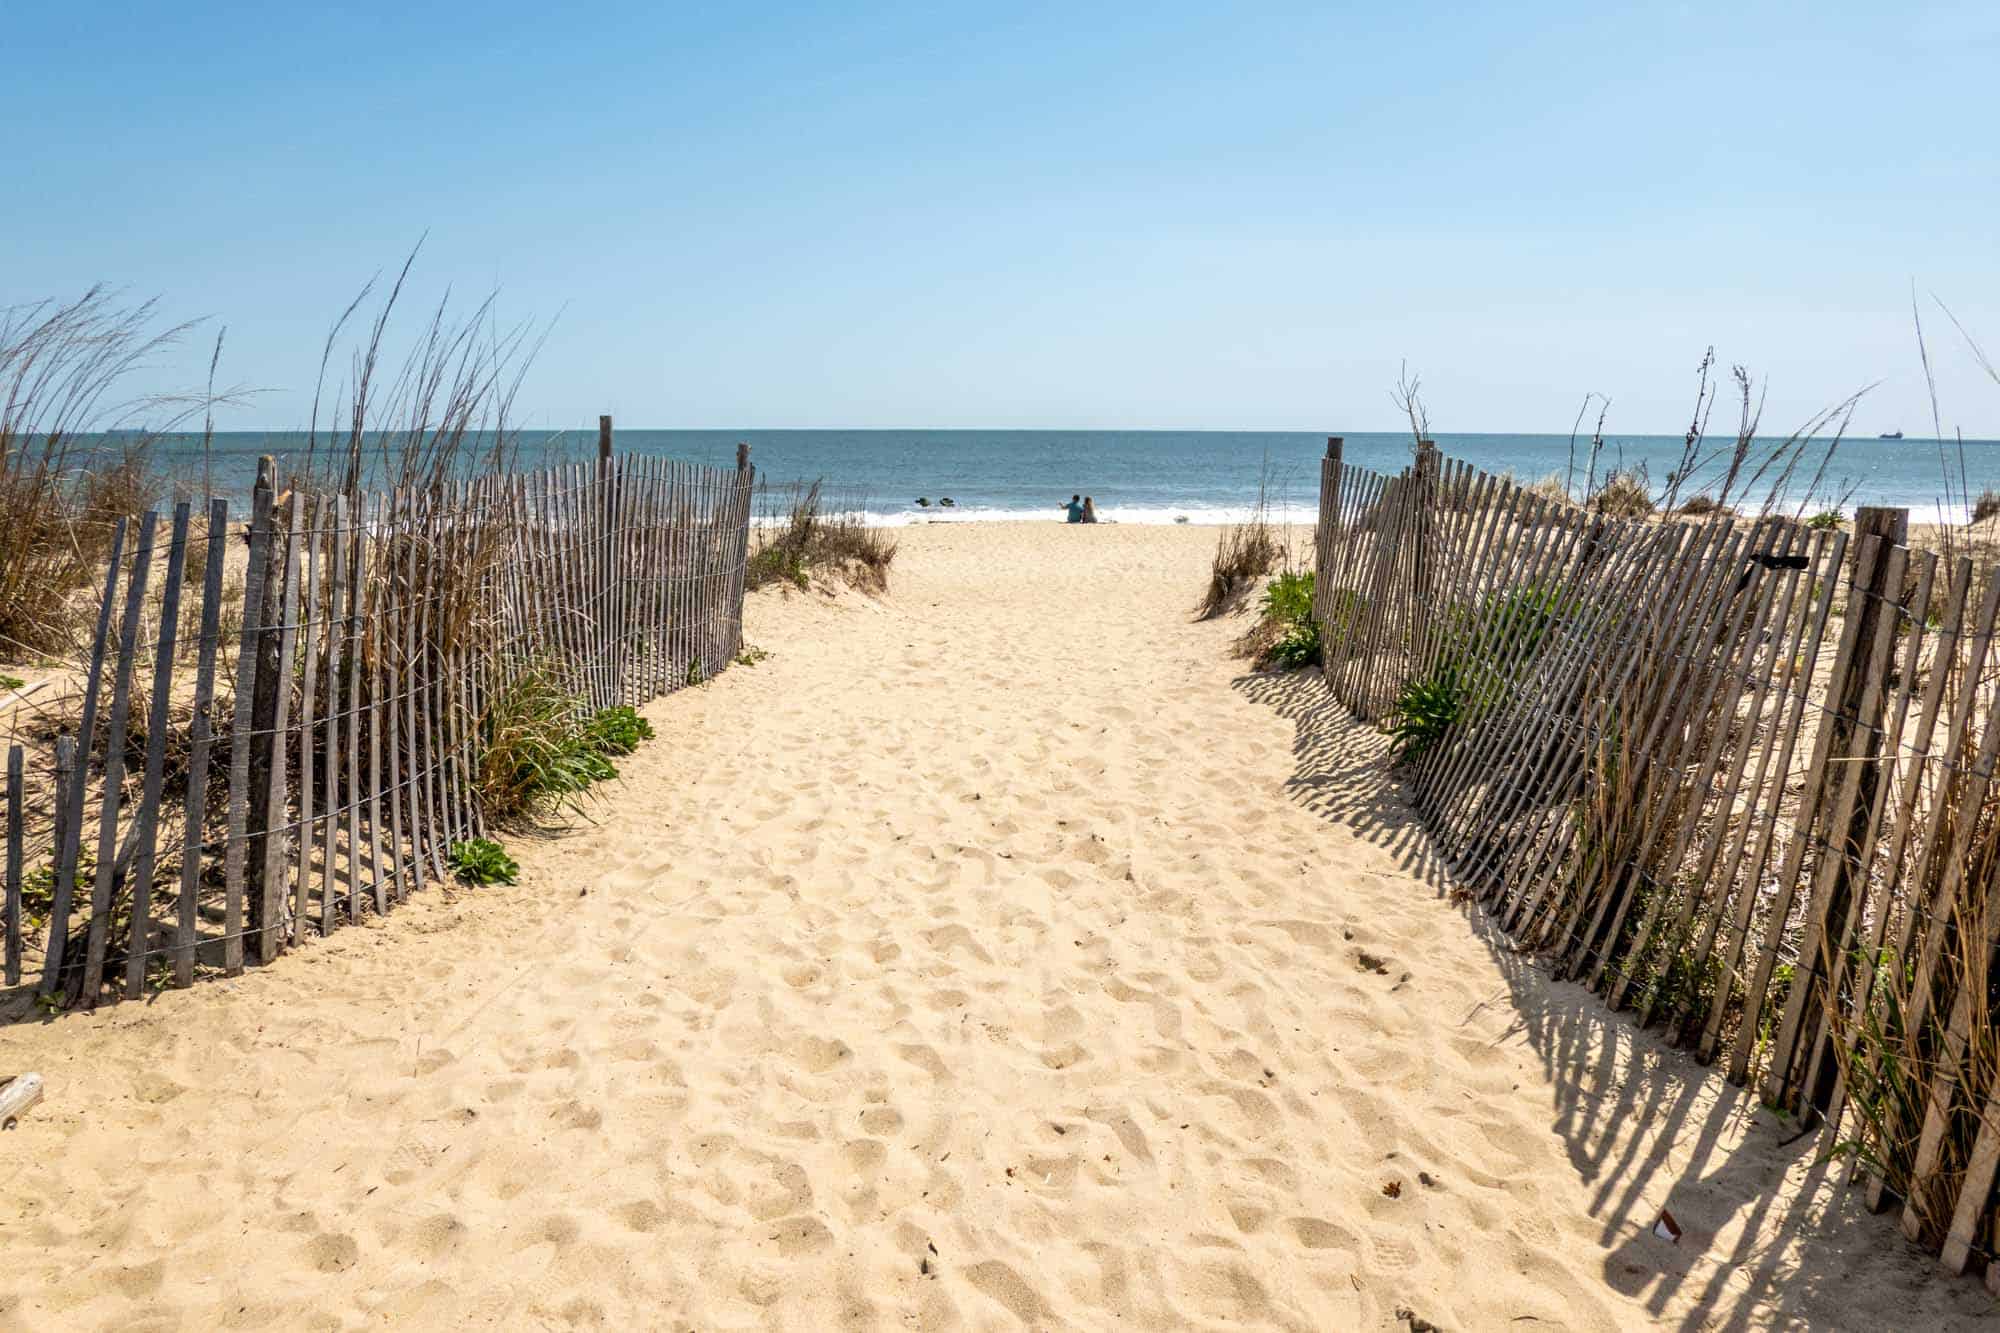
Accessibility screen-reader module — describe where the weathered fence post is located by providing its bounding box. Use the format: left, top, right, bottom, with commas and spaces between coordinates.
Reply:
726, 443, 754, 660
597, 415, 616, 707
42, 521, 124, 995
4, 745, 21, 986
1410, 439, 1441, 675
1762, 506, 1909, 1117
224, 463, 276, 975
243, 457, 290, 962
1314, 436, 1344, 668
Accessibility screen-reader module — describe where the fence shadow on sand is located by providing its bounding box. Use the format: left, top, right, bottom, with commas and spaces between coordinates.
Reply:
1233, 665, 1996, 1331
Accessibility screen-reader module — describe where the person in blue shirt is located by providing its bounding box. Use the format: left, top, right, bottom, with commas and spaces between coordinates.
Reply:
1063, 494, 1084, 523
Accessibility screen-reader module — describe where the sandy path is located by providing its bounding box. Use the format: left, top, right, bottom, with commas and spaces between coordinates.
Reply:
1, 523, 1993, 1330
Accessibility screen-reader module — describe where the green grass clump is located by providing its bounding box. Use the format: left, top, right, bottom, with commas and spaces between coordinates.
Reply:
448, 838, 519, 885
747, 544, 809, 591
478, 666, 619, 824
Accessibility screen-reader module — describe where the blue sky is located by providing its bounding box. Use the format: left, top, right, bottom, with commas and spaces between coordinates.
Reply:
9, 1, 1999, 434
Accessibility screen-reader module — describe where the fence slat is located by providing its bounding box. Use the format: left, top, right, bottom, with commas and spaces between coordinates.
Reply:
321, 492, 348, 930
124, 502, 193, 997
344, 490, 367, 916
176, 499, 230, 986
256, 493, 303, 961
293, 498, 323, 939
43, 519, 126, 995
4, 745, 22, 987
81, 510, 158, 1003
383, 488, 408, 903
224, 477, 276, 976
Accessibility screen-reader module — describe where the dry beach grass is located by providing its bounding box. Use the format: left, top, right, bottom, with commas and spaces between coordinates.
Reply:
1, 522, 1995, 1330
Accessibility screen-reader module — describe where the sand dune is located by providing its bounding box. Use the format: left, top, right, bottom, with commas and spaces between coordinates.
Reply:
1, 522, 1993, 1330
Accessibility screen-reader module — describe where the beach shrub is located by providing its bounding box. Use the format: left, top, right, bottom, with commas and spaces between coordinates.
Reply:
748, 543, 810, 591
583, 704, 653, 756
0, 673, 23, 692
448, 838, 519, 886
1199, 516, 1279, 620
1589, 469, 1653, 518
476, 666, 618, 824
1806, 510, 1843, 530
1524, 473, 1571, 505
749, 480, 898, 592
1678, 495, 1730, 517
1976, 490, 2000, 524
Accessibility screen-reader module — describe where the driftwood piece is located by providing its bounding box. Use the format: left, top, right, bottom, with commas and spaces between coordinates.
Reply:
0, 1072, 44, 1128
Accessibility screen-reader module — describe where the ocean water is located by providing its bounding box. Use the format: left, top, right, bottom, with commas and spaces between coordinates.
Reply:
155, 429, 2000, 526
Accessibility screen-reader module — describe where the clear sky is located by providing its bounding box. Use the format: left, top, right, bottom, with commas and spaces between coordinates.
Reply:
9, 1, 1999, 435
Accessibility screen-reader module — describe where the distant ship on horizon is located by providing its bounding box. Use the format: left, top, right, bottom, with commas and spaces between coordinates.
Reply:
1880, 430, 1904, 440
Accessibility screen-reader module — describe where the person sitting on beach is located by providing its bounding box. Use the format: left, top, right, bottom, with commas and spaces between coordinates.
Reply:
1081, 496, 1099, 524
1063, 494, 1084, 523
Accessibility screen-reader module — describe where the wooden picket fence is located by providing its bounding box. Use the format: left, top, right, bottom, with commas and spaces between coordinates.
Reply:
2, 437, 753, 1009
1313, 436, 2000, 1285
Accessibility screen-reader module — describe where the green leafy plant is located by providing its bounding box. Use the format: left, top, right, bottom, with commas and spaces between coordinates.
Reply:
1471, 581, 1576, 666
734, 645, 770, 666
583, 705, 654, 756
686, 657, 707, 687
1806, 510, 1843, 530
0, 673, 24, 691
1269, 619, 1321, 668
1255, 569, 1322, 668
1260, 569, 1315, 625
1387, 665, 1464, 762
19, 848, 96, 928
448, 838, 519, 886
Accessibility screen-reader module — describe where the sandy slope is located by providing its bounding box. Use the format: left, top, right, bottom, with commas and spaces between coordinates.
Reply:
1, 521, 1994, 1331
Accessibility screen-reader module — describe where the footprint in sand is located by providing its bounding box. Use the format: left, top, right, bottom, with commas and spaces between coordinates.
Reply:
860, 1105, 904, 1134
1287, 1216, 1359, 1251
305, 1232, 360, 1273
796, 1036, 853, 1073
768, 1215, 833, 1256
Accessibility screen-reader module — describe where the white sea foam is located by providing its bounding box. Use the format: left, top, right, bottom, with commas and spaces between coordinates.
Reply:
842, 503, 1324, 528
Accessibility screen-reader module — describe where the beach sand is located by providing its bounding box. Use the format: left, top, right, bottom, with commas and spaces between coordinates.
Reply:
1, 521, 1993, 1330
